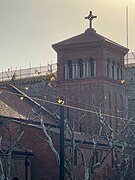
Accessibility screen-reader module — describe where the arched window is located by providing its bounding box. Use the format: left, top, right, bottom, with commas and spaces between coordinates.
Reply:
67, 60, 72, 79
88, 58, 95, 77
107, 60, 110, 77
78, 59, 83, 78
117, 63, 122, 80
112, 61, 115, 79
117, 63, 120, 80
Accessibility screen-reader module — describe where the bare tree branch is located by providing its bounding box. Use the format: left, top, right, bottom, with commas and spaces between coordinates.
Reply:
40, 114, 60, 165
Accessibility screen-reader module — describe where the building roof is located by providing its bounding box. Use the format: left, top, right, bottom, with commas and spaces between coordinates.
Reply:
52, 28, 128, 54
0, 100, 25, 119
0, 87, 34, 119
0, 86, 59, 127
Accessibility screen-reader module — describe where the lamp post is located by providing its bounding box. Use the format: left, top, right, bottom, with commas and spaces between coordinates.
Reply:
60, 104, 65, 180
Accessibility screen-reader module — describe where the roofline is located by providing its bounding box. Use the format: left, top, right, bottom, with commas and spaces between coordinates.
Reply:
52, 40, 129, 55
0, 115, 60, 128
52, 30, 129, 55
0, 150, 34, 157
1, 115, 135, 150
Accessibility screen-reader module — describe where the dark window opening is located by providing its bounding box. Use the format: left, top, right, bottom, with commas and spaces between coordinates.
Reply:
112, 62, 114, 79
117, 64, 120, 80
117, 68, 119, 80
64, 66, 66, 79
78, 59, 83, 78
107, 60, 109, 77
67, 60, 72, 79
89, 58, 94, 77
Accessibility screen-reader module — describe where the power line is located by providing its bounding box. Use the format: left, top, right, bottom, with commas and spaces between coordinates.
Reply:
0, 89, 134, 123
42, 92, 110, 112
1, 86, 113, 113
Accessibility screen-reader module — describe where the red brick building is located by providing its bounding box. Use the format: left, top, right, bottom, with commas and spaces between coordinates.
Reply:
0, 26, 132, 180
0, 86, 60, 180
52, 27, 128, 134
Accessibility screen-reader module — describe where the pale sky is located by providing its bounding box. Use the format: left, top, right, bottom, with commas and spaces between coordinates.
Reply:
0, 0, 135, 72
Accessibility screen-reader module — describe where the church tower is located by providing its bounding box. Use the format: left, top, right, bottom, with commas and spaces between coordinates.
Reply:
52, 12, 129, 134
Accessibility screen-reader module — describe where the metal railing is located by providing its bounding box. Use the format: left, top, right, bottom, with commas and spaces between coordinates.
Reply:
0, 63, 57, 82
125, 52, 135, 65
0, 52, 135, 82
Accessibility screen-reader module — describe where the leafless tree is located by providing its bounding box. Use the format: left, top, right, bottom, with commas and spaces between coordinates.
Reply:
1, 72, 135, 180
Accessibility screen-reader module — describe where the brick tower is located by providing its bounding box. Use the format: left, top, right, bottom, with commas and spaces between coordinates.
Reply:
52, 26, 128, 134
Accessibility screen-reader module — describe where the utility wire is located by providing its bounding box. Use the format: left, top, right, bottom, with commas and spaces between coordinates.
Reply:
0, 89, 135, 123
0, 84, 124, 113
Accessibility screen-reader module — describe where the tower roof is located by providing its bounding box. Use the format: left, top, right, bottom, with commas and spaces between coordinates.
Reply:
52, 28, 129, 55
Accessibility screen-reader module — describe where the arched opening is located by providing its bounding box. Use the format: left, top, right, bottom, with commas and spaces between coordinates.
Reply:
107, 60, 110, 78
89, 58, 95, 77
78, 59, 83, 78
117, 63, 122, 80
112, 61, 115, 79
67, 60, 72, 79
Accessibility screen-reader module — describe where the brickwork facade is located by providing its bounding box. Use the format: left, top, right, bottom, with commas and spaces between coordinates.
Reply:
20, 126, 59, 180
52, 28, 128, 134
0, 26, 130, 180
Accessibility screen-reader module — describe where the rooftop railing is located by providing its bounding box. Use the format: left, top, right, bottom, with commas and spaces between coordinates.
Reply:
124, 52, 135, 65
0, 52, 135, 82
0, 63, 57, 82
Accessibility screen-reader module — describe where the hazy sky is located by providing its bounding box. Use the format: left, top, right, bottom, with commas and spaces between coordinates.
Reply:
0, 0, 135, 72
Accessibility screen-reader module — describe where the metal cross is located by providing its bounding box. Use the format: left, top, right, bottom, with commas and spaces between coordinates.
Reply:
85, 11, 97, 29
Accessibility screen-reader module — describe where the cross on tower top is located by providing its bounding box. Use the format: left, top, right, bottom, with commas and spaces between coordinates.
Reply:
85, 11, 97, 29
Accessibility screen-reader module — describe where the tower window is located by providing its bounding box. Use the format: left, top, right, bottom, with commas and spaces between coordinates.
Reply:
112, 61, 115, 79
89, 58, 95, 77
117, 64, 120, 80
78, 59, 83, 78
117, 63, 122, 80
67, 60, 72, 79
107, 60, 110, 77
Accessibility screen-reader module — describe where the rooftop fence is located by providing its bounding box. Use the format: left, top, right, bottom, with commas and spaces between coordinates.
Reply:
0, 63, 57, 82
125, 52, 135, 65
0, 52, 135, 82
